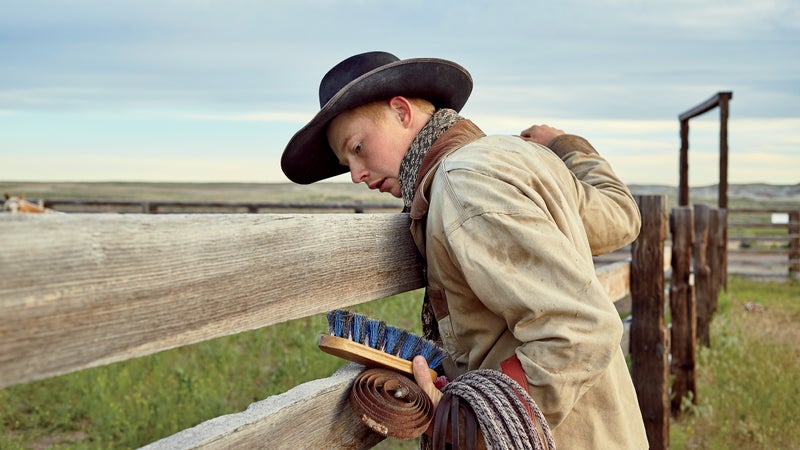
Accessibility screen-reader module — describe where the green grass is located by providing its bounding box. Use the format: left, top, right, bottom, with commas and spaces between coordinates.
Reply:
669, 276, 800, 449
2, 278, 798, 449
0, 291, 424, 449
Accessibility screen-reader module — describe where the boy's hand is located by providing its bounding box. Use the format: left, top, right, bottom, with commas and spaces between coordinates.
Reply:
520, 124, 564, 146
412, 355, 442, 409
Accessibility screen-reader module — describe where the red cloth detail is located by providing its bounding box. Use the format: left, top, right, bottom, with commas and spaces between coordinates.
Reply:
501, 354, 534, 418
434, 375, 449, 390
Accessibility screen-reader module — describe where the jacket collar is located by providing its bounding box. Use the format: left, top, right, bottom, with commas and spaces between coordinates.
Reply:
410, 119, 485, 220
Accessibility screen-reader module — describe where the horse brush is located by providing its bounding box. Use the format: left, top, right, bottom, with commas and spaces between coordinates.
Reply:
319, 309, 446, 381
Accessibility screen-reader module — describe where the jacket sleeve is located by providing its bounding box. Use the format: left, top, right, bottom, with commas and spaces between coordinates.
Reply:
547, 134, 641, 255
436, 167, 625, 428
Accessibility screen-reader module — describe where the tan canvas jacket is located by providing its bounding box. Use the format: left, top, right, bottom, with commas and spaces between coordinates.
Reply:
410, 132, 649, 449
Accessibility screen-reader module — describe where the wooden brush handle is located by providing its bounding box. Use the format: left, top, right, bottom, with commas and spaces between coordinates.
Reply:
319, 334, 438, 381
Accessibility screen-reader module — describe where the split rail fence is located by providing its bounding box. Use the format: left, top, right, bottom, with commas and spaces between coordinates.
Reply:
0, 195, 726, 450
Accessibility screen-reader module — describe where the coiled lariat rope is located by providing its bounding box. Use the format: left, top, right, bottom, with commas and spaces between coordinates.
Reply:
433, 369, 555, 450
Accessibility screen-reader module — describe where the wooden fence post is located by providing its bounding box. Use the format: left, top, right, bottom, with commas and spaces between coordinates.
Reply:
669, 207, 697, 418
714, 208, 727, 307
693, 205, 712, 347
631, 195, 669, 450
706, 208, 719, 301
708, 207, 725, 343
789, 211, 799, 279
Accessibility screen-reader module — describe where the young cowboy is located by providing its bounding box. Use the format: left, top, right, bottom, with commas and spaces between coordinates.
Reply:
282, 51, 648, 449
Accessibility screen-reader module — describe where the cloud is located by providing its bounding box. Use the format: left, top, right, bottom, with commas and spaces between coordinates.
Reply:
0, 1, 797, 185
181, 112, 313, 123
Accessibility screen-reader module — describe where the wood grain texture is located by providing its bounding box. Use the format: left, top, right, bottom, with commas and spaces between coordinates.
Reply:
140, 364, 385, 450
669, 207, 697, 418
693, 205, 713, 348
0, 213, 424, 389
630, 195, 669, 450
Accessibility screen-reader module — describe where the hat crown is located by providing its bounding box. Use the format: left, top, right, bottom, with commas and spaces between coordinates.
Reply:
319, 51, 400, 107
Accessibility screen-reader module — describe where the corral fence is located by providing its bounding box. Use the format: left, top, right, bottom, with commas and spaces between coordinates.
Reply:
728, 207, 800, 279
0, 195, 727, 450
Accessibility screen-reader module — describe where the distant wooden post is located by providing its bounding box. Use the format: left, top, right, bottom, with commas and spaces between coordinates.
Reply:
707, 210, 722, 317
694, 205, 712, 348
790, 211, 800, 279
353, 201, 365, 213
678, 121, 690, 207
715, 208, 728, 296
669, 207, 697, 418
631, 195, 669, 450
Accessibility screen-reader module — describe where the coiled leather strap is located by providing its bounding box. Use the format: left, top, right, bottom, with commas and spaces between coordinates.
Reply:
349, 368, 434, 440
433, 392, 479, 450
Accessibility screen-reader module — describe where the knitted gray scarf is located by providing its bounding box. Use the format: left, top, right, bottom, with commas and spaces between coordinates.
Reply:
398, 108, 463, 211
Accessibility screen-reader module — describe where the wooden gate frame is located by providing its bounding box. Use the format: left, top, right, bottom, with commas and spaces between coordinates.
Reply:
678, 91, 733, 209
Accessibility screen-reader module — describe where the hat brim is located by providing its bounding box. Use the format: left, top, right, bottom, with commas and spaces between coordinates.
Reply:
281, 57, 473, 184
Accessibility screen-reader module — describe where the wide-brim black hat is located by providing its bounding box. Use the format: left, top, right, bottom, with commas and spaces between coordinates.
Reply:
281, 51, 473, 184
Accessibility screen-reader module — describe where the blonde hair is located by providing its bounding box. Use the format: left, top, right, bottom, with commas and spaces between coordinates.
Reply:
353, 98, 435, 123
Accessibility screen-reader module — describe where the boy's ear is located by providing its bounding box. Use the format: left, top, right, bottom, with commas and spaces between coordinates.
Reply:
388, 96, 413, 127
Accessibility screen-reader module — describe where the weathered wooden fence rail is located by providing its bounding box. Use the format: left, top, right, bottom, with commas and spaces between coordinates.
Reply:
42, 199, 401, 214
0, 213, 421, 388
0, 195, 726, 450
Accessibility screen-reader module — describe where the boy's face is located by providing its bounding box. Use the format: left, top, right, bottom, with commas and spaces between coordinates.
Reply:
326, 101, 415, 198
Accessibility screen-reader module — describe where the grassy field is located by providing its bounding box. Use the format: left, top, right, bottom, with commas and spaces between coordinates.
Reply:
669, 276, 800, 449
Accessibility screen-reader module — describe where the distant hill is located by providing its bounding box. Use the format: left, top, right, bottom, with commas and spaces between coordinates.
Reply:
628, 183, 800, 202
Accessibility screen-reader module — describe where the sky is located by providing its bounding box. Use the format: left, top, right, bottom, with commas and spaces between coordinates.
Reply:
1, 0, 798, 187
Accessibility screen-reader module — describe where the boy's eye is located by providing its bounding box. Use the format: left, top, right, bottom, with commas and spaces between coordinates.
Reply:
354, 143, 362, 154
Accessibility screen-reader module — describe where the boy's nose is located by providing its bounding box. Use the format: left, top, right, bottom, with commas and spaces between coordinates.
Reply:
350, 166, 368, 184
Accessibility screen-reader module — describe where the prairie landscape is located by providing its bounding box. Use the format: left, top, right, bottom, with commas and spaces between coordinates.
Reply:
2, 181, 799, 207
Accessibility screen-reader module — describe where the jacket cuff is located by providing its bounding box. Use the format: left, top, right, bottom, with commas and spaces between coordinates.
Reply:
547, 134, 599, 158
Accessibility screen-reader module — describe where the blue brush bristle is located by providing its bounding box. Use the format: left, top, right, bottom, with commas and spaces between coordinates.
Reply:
398, 330, 424, 360
382, 325, 403, 356
327, 311, 337, 335
421, 340, 447, 369
393, 330, 411, 358
351, 312, 366, 344
325, 309, 447, 370
328, 309, 353, 339
364, 318, 386, 349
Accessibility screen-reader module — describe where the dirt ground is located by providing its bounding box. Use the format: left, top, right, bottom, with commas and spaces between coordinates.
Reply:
725, 242, 796, 281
